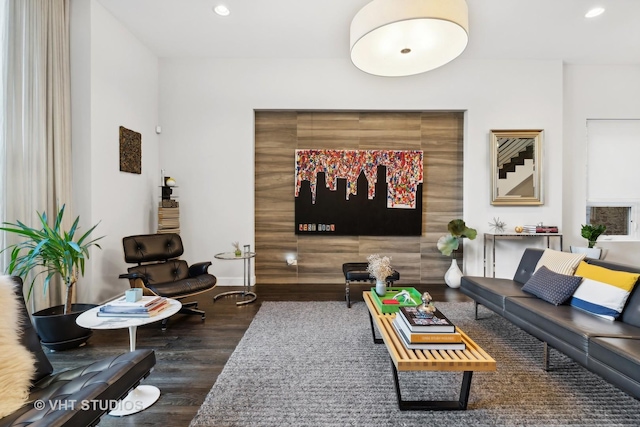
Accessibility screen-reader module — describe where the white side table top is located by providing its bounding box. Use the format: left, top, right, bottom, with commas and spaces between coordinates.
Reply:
76, 298, 182, 330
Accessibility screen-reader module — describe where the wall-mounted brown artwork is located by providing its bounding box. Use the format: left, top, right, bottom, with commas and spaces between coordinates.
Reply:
119, 126, 141, 174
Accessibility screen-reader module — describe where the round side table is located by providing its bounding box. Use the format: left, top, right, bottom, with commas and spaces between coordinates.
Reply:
76, 298, 181, 416
213, 244, 257, 305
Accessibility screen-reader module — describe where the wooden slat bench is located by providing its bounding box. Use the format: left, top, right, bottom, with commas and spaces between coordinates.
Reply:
363, 291, 496, 410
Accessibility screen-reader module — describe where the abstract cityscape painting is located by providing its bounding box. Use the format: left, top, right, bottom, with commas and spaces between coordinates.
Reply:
294, 149, 423, 236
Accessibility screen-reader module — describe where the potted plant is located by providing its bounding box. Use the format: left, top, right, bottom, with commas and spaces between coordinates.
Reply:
570, 223, 606, 259
437, 219, 477, 288
1, 204, 103, 350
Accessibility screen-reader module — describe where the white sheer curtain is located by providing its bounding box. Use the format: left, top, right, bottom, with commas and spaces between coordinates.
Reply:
0, 0, 72, 312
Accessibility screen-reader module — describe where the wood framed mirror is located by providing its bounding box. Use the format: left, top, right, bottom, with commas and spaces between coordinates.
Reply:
490, 129, 543, 206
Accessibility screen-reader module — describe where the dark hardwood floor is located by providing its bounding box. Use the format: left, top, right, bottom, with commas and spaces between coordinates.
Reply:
46, 283, 470, 426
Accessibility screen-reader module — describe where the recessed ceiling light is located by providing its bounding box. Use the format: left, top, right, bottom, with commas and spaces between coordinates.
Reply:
213, 5, 230, 17
585, 7, 605, 18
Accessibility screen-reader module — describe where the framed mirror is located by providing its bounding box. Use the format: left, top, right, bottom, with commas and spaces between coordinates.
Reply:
490, 129, 543, 206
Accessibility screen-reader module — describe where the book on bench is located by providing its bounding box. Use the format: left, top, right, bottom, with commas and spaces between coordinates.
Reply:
392, 318, 466, 350
397, 306, 456, 333
392, 313, 462, 343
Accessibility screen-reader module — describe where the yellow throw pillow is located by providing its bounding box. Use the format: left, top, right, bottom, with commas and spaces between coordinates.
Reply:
535, 249, 586, 276
574, 262, 640, 291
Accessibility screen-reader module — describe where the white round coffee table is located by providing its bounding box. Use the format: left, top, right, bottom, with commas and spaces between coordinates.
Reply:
76, 298, 181, 416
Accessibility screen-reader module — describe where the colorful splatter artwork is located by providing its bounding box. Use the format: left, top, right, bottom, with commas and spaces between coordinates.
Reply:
294, 149, 423, 209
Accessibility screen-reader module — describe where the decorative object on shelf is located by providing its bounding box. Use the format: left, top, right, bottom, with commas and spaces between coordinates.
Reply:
417, 291, 436, 317
490, 129, 543, 206
514, 225, 524, 233
232, 241, 242, 257
366, 254, 393, 296
437, 219, 476, 288
350, 0, 469, 77
488, 217, 507, 233
165, 177, 176, 187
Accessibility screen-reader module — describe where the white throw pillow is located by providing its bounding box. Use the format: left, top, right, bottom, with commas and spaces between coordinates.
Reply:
535, 249, 586, 276
0, 276, 36, 418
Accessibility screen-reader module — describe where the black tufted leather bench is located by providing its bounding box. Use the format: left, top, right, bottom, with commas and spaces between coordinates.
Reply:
342, 262, 400, 308
1, 277, 156, 427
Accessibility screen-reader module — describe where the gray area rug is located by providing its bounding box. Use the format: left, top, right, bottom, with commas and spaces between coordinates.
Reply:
190, 301, 640, 426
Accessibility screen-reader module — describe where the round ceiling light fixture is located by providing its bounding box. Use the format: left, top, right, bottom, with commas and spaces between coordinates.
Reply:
585, 7, 605, 18
350, 0, 469, 77
213, 4, 230, 17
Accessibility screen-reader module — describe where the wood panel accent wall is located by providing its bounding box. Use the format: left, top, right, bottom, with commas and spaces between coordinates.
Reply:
255, 111, 463, 285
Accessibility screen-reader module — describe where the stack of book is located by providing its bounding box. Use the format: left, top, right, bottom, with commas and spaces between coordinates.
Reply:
158, 206, 180, 234
535, 225, 559, 233
97, 295, 169, 318
392, 306, 466, 350
522, 225, 559, 234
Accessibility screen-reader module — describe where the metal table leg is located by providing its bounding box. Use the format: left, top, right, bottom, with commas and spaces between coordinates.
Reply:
390, 358, 474, 410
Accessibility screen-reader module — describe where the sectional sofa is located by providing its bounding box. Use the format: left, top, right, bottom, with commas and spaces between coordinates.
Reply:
460, 248, 640, 400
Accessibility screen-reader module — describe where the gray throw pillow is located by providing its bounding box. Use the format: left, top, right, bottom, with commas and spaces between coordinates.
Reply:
522, 266, 583, 305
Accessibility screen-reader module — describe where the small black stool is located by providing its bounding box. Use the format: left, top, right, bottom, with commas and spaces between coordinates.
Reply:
342, 262, 400, 308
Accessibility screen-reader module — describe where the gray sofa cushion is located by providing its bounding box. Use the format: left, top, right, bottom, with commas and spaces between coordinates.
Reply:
505, 297, 640, 352
460, 276, 533, 314
589, 337, 640, 385
513, 248, 545, 284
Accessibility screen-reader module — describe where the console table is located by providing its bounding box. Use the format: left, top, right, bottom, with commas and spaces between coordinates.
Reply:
484, 232, 563, 277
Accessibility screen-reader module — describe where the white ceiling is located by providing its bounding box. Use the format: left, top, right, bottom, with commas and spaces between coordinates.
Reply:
96, 0, 640, 64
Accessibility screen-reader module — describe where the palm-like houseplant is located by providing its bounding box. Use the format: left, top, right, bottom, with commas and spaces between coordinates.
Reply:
1, 204, 103, 315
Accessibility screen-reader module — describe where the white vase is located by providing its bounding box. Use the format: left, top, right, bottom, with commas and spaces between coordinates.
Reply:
444, 258, 463, 288
375, 280, 386, 296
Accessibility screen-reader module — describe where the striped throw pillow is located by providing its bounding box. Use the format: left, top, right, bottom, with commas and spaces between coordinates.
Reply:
535, 249, 586, 276
569, 262, 640, 320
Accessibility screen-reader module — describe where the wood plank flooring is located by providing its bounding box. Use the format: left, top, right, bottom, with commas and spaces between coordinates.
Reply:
46, 283, 470, 426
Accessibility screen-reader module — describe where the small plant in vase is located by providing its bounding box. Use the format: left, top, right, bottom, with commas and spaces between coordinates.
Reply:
437, 219, 477, 288
367, 254, 393, 296
581, 224, 606, 248
232, 242, 242, 257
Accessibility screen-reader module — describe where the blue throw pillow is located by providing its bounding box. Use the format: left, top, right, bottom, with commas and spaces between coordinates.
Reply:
522, 266, 583, 305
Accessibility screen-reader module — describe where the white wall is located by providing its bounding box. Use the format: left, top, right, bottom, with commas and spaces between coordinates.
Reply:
70, 12, 640, 296
71, 0, 159, 303
158, 58, 564, 282
564, 64, 640, 266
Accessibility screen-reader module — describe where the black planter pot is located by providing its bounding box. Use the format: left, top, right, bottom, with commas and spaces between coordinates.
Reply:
31, 303, 98, 351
